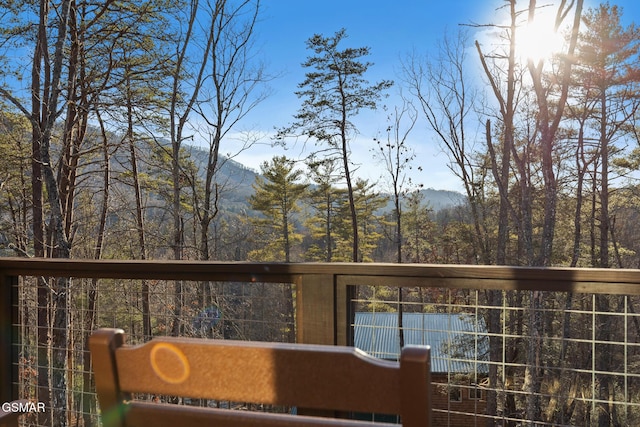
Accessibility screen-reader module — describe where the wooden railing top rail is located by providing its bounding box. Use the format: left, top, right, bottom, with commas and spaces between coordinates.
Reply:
0, 257, 639, 294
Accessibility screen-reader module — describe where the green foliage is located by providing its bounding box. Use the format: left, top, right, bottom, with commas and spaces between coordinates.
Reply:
147, 143, 199, 210
402, 191, 436, 263
304, 158, 347, 261
0, 109, 31, 255
248, 156, 308, 262
4, 4, 640, 426
331, 179, 387, 262
288, 28, 393, 147
278, 28, 393, 261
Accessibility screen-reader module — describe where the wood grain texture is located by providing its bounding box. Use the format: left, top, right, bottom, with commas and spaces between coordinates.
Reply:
90, 329, 432, 427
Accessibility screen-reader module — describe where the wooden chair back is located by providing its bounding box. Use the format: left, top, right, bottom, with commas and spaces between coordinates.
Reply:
90, 328, 431, 427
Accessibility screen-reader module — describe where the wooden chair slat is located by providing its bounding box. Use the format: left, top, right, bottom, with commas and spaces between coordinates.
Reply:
115, 337, 402, 414
124, 402, 399, 427
90, 328, 431, 427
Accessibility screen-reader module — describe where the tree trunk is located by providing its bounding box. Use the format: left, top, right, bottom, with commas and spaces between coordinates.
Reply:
326, 193, 333, 262
35, 1, 73, 424
524, 2, 583, 423
82, 115, 111, 425
599, 90, 609, 269
485, 289, 502, 427
342, 141, 359, 263
572, 122, 588, 267
168, 0, 214, 337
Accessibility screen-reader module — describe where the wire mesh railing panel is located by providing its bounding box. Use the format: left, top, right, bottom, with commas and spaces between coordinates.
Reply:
351, 285, 640, 427
11, 276, 296, 427
8, 262, 640, 427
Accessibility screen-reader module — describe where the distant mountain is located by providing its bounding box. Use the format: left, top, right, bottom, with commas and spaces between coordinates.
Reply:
185, 144, 466, 212
185, 144, 258, 206
418, 188, 466, 211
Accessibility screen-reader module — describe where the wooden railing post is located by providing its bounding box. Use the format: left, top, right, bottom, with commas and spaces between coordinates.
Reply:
295, 273, 340, 419
0, 274, 18, 404
296, 274, 337, 345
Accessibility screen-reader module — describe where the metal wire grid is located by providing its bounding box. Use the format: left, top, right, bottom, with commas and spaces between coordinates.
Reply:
351, 286, 640, 427
12, 274, 640, 426
12, 276, 296, 426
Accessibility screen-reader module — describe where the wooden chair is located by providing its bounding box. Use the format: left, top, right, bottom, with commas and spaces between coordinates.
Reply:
90, 328, 431, 427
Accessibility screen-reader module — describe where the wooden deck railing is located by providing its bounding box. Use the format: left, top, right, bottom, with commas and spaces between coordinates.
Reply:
2, 258, 640, 426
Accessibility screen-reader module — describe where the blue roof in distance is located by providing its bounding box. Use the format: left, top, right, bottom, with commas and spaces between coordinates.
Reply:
353, 312, 489, 374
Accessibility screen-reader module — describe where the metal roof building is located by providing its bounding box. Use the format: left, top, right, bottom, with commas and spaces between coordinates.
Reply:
353, 312, 489, 374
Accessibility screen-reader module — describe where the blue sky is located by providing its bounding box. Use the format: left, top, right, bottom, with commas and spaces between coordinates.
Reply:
251, 0, 490, 126
227, 0, 640, 192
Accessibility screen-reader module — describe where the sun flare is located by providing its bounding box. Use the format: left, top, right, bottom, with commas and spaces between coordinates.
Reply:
517, 11, 565, 63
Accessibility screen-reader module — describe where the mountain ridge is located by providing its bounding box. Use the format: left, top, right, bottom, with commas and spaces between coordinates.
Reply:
184, 143, 466, 212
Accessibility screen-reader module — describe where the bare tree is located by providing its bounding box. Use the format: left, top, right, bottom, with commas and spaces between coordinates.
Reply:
472, 1, 583, 423
403, 31, 506, 423
524, 2, 583, 423
192, 0, 268, 263
305, 157, 346, 262
0, 1, 74, 423
403, 30, 491, 265
371, 100, 418, 348
372, 101, 419, 264
526, 0, 583, 267
166, 0, 215, 335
